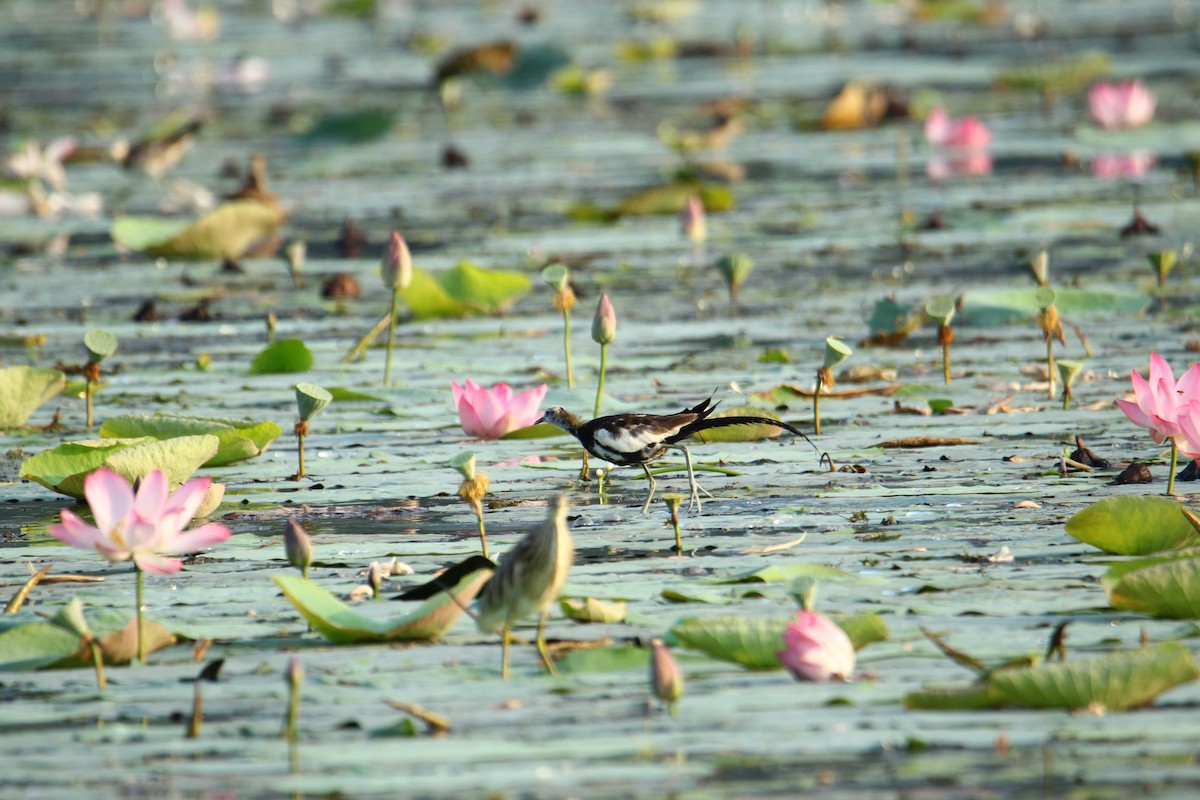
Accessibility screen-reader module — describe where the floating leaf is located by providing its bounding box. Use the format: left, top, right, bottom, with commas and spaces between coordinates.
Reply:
559, 597, 628, 624
20, 435, 219, 499
661, 586, 734, 604
400, 262, 531, 320
1104, 553, 1200, 619
327, 387, 383, 402
0, 599, 176, 671
0, 366, 65, 429
668, 615, 789, 669
250, 339, 314, 374
987, 643, 1199, 711
959, 287, 1150, 327
993, 50, 1110, 94
110, 215, 190, 251
299, 108, 394, 142
904, 683, 1004, 710
691, 406, 787, 443
295, 382, 333, 421
865, 296, 923, 343
437, 260, 531, 313
556, 645, 650, 675
100, 414, 281, 467
835, 612, 890, 650
0, 620, 82, 671
1065, 496, 1200, 555
716, 563, 869, 585
117, 200, 284, 262
273, 564, 493, 644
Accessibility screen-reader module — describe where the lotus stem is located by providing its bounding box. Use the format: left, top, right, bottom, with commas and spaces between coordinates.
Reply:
1168, 440, 1178, 497
1062, 386, 1071, 411
475, 505, 489, 560
134, 564, 145, 664
89, 637, 106, 691
1046, 340, 1056, 400
813, 373, 823, 436
383, 286, 400, 386
296, 433, 306, 479
594, 342, 607, 418
938, 324, 952, 386
562, 307, 574, 389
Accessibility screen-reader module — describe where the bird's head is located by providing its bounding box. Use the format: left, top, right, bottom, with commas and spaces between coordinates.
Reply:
537, 406, 582, 433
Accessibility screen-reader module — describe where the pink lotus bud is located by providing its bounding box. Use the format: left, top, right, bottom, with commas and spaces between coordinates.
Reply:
681, 195, 707, 243
924, 107, 991, 150
649, 639, 684, 706
1089, 80, 1155, 130
777, 610, 855, 682
382, 230, 412, 290
284, 518, 312, 574
591, 293, 617, 345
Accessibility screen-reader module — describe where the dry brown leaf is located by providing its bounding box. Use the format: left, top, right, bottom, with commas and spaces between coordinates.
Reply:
877, 436, 977, 448
737, 534, 807, 555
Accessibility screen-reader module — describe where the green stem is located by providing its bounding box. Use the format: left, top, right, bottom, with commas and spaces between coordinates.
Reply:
594, 343, 607, 418
285, 678, 300, 742
135, 564, 145, 664
813, 374, 823, 436
671, 514, 682, 553
383, 287, 400, 386
563, 309, 574, 389
1168, 440, 1179, 497
297, 434, 306, 479
1062, 388, 1071, 411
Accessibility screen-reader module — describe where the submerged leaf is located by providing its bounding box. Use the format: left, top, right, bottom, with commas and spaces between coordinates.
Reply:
0, 365, 65, 429
1065, 496, 1200, 555
100, 413, 281, 467
716, 563, 869, 585
273, 564, 493, 643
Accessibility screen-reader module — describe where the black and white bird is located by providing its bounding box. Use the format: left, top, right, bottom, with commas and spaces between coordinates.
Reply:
537, 396, 814, 513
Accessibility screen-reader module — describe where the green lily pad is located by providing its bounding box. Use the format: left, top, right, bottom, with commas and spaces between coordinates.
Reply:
559, 597, 628, 624
0, 599, 177, 671
328, 387, 384, 402
115, 200, 284, 262
298, 108, 394, 142
109, 215, 190, 251
959, 287, 1150, 327
906, 643, 1200, 712
437, 260, 531, 313
988, 643, 1199, 711
715, 562, 869, 585
668, 612, 884, 670
273, 564, 494, 643
1103, 552, 1200, 619
0, 365, 65, 429
20, 435, 219, 499
99, 413, 281, 467
400, 262, 531, 320
618, 183, 734, 217
1065, 496, 1200, 555
250, 339, 314, 374
556, 645, 650, 675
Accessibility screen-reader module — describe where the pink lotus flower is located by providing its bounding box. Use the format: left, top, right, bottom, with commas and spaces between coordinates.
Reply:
777, 610, 855, 682
924, 107, 991, 150
1091, 151, 1155, 179
1089, 80, 1155, 130
452, 379, 548, 440
49, 468, 231, 574
1115, 353, 1200, 451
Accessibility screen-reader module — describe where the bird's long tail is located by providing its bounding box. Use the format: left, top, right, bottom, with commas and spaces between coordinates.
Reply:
675, 415, 818, 451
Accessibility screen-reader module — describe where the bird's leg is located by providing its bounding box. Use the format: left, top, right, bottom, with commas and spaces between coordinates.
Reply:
640, 464, 658, 514
501, 625, 511, 680
578, 450, 590, 482
535, 610, 557, 676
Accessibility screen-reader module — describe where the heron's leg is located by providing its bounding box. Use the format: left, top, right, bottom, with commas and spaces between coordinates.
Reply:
501, 625, 511, 680
641, 464, 658, 514
535, 609, 557, 676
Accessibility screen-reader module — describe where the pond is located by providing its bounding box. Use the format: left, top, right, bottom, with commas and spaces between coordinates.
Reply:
2, 0, 1200, 797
